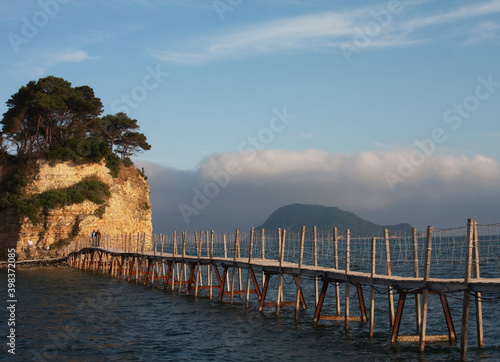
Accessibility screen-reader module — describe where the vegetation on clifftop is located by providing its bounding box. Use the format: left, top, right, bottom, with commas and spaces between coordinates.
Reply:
0, 76, 151, 176
0, 76, 151, 220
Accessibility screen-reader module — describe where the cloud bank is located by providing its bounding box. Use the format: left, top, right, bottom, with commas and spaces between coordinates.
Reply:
139, 149, 500, 234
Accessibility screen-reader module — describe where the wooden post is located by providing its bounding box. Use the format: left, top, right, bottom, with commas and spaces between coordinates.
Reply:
345, 229, 350, 332
369, 236, 376, 339
419, 225, 433, 352
237, 232, 243, 299
179, 231, 186, 293
246, 228, 255, 307
334, 227, 340, 316
460, 219, 475, 360
384, 229, 394, 328
276, 228, 284, 316
261, 228, 266, 286
472, 221, 484, 349
295, 226, 305, 319
209, 230, 214, 300
230, 230, 239, 304
194, 231, 202, 297
173, 231, 178, 291
313, 226, 318, 307
412, 228, 421, 334
223, 234, 230, 291
153, 234, 157, 258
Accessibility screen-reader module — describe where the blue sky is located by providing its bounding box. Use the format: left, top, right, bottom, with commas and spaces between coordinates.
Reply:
1, 0, 500, 232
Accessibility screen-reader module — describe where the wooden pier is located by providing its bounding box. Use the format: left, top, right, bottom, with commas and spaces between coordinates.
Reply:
65, 219, 500, 360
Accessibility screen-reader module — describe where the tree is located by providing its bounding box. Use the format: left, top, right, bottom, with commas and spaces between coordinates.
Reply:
1, 76, 151, 167
1, 76, 103, 158
93, 112, 139, 152
115, 131, 151, 159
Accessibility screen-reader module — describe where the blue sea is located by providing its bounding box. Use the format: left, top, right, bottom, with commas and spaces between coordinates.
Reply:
2, 264, 500, 361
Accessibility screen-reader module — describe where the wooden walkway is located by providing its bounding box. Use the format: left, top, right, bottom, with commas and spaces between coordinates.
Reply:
65, 219, 498, 361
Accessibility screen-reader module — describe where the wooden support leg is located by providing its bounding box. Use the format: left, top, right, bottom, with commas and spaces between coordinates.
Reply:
108, 257, 114, 276
356, 284, 367, 323
313, 280, 329, 323
218, 266, 229, 301
186, 264, 196, 296
144, 259, 153, 286
164, 261, 173, 290
440, 293, 457, 342
117, 257, 124, 278
213, 265, 223, 287
258, 273, 271, 312
391, 291, 407, 342
128, 257, 135, 282
294, 276, 307, 310
249, 268, 262, 300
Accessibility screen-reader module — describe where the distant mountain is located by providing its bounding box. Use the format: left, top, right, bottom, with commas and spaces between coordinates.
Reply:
257, 203, 412, 235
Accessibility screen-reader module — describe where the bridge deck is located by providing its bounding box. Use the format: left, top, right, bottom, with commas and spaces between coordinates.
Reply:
93, 247, 500, 293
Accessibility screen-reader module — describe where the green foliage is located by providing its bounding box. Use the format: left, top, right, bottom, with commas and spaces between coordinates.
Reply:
1, 76, 103, 158
94, 205, 106, 219
105, 153, 121, 178
137, 167, 147, 180
0, 176, 110, 224
48, 138, 112, 164
1, 77, 151, 177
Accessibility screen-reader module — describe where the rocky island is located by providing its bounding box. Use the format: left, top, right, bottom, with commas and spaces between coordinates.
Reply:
0, 76, 152, 260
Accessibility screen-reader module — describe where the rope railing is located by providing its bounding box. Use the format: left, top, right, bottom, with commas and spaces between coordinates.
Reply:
63, 220, 500, 280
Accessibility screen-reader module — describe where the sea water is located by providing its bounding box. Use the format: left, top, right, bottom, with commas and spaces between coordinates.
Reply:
1, 265, 500, 361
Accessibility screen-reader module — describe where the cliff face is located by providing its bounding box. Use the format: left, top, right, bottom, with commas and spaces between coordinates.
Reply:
0, 160, 152, 260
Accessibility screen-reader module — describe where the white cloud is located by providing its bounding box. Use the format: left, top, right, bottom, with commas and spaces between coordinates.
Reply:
45, 50, 97, 65
152, 0, 500, 64
152, 11, 356, 64
403, 0, 500, 31
140, 149, 500, 234
463, 21, 499, 44
15, 49, 98, 77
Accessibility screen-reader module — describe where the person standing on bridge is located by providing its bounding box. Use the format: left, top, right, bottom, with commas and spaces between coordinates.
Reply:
91, 229, 96, 247
95, 230, 101, 247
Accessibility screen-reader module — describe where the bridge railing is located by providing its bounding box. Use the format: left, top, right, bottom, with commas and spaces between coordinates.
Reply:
64, 219, 500, 280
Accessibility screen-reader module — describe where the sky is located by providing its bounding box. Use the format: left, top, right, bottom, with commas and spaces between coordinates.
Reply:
1, 0, 500, 234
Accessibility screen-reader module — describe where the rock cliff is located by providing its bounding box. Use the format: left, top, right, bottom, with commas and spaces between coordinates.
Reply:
0, 160, 152, 260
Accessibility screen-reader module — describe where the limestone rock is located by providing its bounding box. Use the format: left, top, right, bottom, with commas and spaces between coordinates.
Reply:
0, 160, 152, 260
